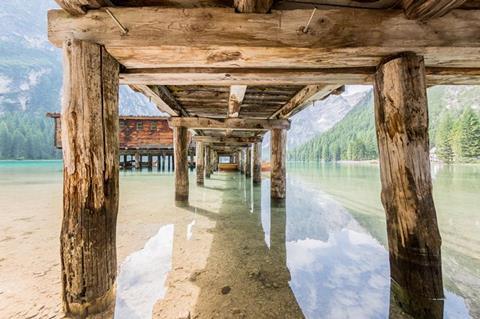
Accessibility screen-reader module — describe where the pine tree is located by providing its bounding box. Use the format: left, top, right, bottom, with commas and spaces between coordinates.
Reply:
453, 108, 480, 161
435, 112, 455, 163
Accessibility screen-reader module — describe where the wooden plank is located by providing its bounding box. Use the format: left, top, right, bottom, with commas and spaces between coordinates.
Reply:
228, 85, 247, 117
374, 52, 443, 317
193, 136, 262, 143
270, 84, 341, 119
48, 7, 480, 70
129, 84, 179, 116
253, 141, 262, 184
60, 39, 119, 317
156, 85, 190, 116
121, 67, 373, 85
402, 0, 468, 20
54, 0, 114, 15
122, 67, 480, 86
169, 117, 290, 130
234, 0, 274, 13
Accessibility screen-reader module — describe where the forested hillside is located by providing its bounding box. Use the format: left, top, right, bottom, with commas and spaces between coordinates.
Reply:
289, 86, 480, 163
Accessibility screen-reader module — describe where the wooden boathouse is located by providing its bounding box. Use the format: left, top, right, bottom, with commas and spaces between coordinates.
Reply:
47, 112, 196, 169
47, 0, 480, 318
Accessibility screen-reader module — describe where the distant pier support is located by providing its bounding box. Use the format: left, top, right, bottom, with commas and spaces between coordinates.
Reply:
253, 142, 262, 184
134, 152, 141, 169
174, 126, 189, 202
205, 145, 211, 179
245, 146, 252, 178
196, 142, 205, 185
60, 39, 119, 317
374, 53, 443, 318
271, 128, 286, 200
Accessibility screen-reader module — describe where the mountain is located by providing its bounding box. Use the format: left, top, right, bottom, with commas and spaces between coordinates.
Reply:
0, 0, 160, 116
0, 0, 161, 159
289, 86, 480, 163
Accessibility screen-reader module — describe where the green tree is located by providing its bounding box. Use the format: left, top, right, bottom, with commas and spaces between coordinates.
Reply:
435, 112, 455, 163
452, 108, 480, 161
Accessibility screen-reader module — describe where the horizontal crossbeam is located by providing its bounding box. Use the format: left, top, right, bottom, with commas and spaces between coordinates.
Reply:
169, 117, 290, 130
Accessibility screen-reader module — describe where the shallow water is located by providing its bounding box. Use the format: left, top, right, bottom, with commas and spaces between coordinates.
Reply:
0, 161, 478, 318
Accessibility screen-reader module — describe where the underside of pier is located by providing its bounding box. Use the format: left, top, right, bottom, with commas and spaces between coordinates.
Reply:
48, 0, 480, 317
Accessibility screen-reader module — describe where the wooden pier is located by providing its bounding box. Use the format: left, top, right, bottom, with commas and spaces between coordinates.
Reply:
46, 0, 480, 317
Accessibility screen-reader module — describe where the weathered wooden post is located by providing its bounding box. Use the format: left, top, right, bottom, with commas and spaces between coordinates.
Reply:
196, 142, 205, 185
157, 155, 161, 171
60, 39, 119, 317
253, 142, 262, 184
174, 127, 189, 202
148, 154, 153, 170
209, 149, 215, 175
122, 154, 127, 168
271, 129, 287, 200
167, 155, 171, 171
240, 149, 245, 174
134, 152, 141, 169
161, 153, 166, 171
172, 153, 175, 171
374, 53, 443, 318
245, 146, 252, 178
205, 145, 211, 179
189, 153, 194, 171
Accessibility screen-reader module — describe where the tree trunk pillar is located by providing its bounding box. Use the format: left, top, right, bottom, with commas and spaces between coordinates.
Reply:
245, 146, 252, 178
271, 128, 287, 200
60, 39, 119, 317
374, 53, 443, 319
196, 142, 205, 185
253, 142, 262, 184
205, 146, 211, 179
174, 127, 189, 202
134, 152, 141, 169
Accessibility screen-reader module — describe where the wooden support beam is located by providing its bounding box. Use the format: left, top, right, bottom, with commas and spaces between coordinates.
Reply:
234, 0, 274, 13
271, 128, 286, 200
196, 142, 205, 185
374, 52, 443, 318
174, 127, 189, 202
402, 0, 468, 20
245, 146, 252, 178
270, 84, 342, 119
205, 145, 211, 178
169, 117, 290, 130
129, 85, 179, 116
193, 136, 262, 144
122, 67, 480, 86
253, 142, 262, 184
54, 0, 114, 16
228, 85, 247, 118
49, 7, 480, 71
60, 39, 119, 317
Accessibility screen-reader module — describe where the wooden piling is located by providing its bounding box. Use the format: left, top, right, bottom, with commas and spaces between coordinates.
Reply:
174, 127, 189, 202
196, 142, 205, 185
134, 152, 140, 169
374, 52, 443, 318
253, 142, 262, 184
271, 128, 286, 199
60, 39, 119, 317
205, 145, 211, 179
148, 154, 153, 169
245, 146, 252, 178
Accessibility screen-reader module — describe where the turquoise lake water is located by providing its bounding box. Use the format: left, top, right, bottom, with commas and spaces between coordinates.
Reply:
0, 160, 478, 318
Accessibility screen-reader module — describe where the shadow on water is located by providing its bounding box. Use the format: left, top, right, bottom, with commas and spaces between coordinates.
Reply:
112, 168, 475, 319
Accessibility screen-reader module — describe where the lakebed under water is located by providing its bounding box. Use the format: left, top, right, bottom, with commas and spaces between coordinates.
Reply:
0, 161, 478, 318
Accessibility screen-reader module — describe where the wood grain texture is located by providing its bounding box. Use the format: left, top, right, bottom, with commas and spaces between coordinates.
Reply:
245, 146, 252, 177
55, 0, 113, 15
48, 7, 480, 71
402, 0, 468, 20
174, 126, 189, 201
234, 0, 274, 13
169, 117, 291, 130
374, 52, 443, 318
253, 142, 262, 184
205, 145, 212, 178
60, 39, 119, 317
129, 84, 179, 116
228, 85, 247, 117
196, 142, 205, 185
193, 136, 262, 143
271, 128, 286, 199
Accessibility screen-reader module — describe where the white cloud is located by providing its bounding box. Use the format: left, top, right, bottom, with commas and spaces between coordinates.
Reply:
0, 75, 12, 94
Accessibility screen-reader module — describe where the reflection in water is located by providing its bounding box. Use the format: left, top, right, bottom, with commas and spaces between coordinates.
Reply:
115, 225, 174, 319
112, 168, 476, 319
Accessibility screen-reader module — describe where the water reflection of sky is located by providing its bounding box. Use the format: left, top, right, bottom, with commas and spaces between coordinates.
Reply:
282, 177, 471, 319
114, 225, 174, 319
